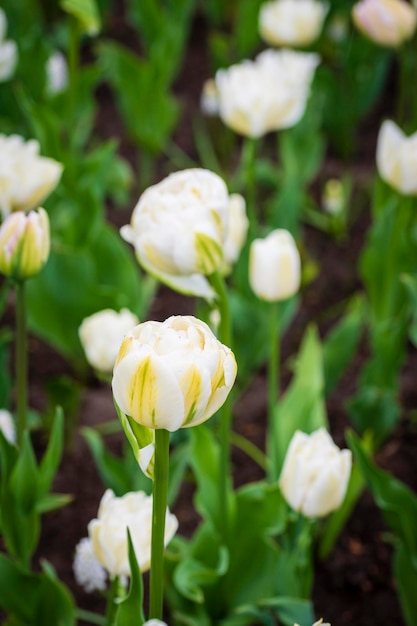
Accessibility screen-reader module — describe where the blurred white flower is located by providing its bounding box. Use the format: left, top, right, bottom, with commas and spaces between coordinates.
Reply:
0, 409, 16, 444
352, 0, 417, 47
222, 193, 249, 273
259, 0, 328, 48
88, 489, 178, 577
215, 48, 320, 138
279, 428, 352, 518
200, 78, 219, 116
249, 229, 301, 301
376, 120, 417, 195
0, 135, 63, 218
0, 9, 18, 82
73, 537, 107, 593
121, 168, 230, 298
79, 308, 139, 373
144, 621, 168, 626
46, 51, 68, 95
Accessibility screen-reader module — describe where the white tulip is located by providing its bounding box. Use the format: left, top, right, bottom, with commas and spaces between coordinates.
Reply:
249, 229, 301, 302
0, 9, 17, 82
259, 0, 328, 48
120, 168, 229, 298
352, 0, 417, 47
222, 193, 249, 273
376, 120, 417, 195
73, 537, 107, 592
279, 428, 352, 518
88, 489, 178, 577
0, 409, 16, 444
215, 48, 320, 138
79, 308, 139, 373
0, 135, 62, 218
112, 315, 237, 432
46, 51, 68, 95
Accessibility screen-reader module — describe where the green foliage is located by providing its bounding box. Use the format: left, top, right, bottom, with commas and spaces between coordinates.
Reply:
273, 326, 328, 474
60, 0, 101, 36
115, 530, 145, 626
348, 431, 417, 626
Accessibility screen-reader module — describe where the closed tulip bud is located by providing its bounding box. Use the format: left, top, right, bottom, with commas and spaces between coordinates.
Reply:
279, 428, 352, 518
259, 0, 328, 48
88, 489, 178, 577
0, 135, 62, 218
112, 315, 237, 432
0, 207, 50, 281
322, 178, 344, 214
0, 9, 17, 82
376, 120, 417, 195
215, 49, 320, 138
222, 193, 249, 273
352, 0, 417, 47
120, 169, 229, 298
249, 229, 300, 302
79, 308, 139, 373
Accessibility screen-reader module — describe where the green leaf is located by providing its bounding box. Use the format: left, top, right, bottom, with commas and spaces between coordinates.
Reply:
322, 295, 365, 395
38, 408, 64, 496
259, 596, 314, 626
274, 325, 327, 473
36, 493, 73, 514
60, 0, 101, 35
115, 529, 145, 626
10, 431, 39, 513
394, 541, 417, 626
348, 431, 417, 551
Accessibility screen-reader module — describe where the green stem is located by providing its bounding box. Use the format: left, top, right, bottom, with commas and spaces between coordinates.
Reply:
267, 302, 280, 482
230, 431, 267, 470
16, 281, 28, 447
149, 428, 170, 620
68, 16, 80, 149
105, 576, 119, 626
209, 271, 232, 543
241, 137, 258, 234
76, 608, 106, 625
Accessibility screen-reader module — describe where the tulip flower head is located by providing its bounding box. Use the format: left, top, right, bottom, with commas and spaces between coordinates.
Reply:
0, 9, 18, 82
121, 168, 229, 298
259, 0, 329, 48
279, 428, 352, 518
376, 120, 417, 195
249, 229, 301, 302
215, 48, 320, 138
112, 315, 237, 432
0, 207, 50, 281
352, 0, 417, 47
88, 489, 178, 577
0, 135, 63, 218
79, 308, 139, 373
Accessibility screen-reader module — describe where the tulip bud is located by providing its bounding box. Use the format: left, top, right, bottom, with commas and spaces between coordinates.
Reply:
46, 51, 68, 95
120, 168, 229, 298
249, 229, 301, 302
79, 308, 139, 373
259, 0, 328, 48
322, 178, 344, 215
0, 409, 16, 444
88, 489, 178, 577
112, 315, 237, 432
0, 207, 50, 281
0, 9, 18, 82
376, 119, 417, 195
279, 428, 352, 518
352, 0, 417, 47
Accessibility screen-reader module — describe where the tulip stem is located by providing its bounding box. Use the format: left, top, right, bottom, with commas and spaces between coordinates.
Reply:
241, 137, 258, 233
149, 428, 170, 620
16, 281, 28, 447
105, 576, 120, 626
267, 302, 281, 482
